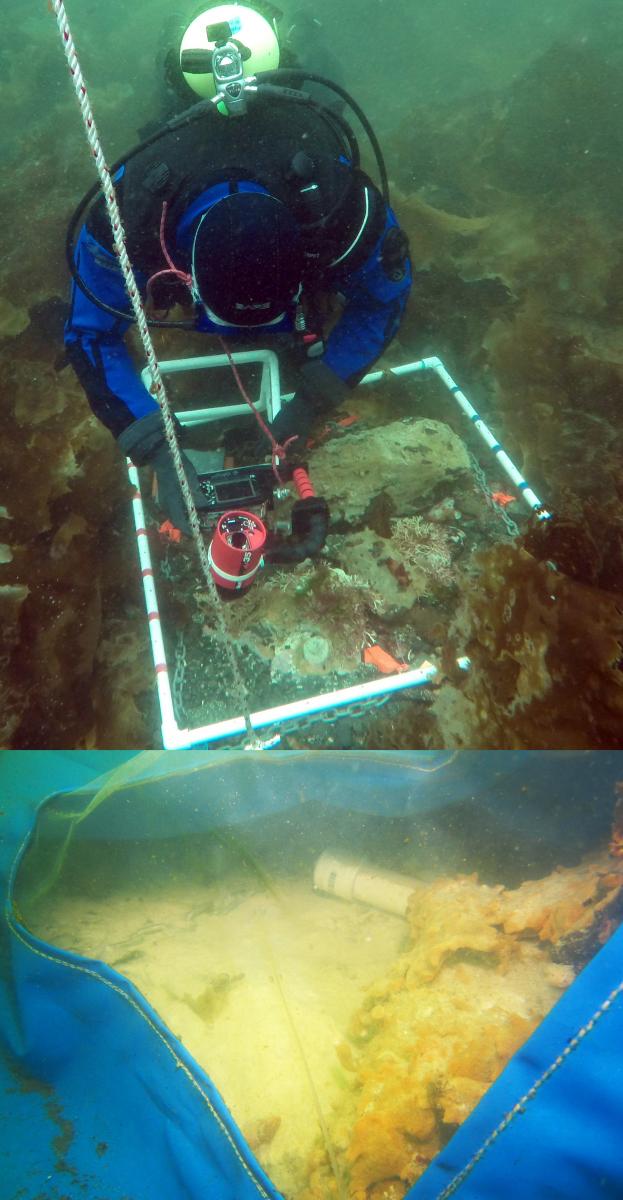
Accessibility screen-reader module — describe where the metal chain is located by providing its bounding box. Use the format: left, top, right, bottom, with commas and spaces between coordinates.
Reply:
172, 631, 188, 724
238, 691, 396, 747
51, 1, 261, 745
469, 452, 521, 539
164, 618, 436, 741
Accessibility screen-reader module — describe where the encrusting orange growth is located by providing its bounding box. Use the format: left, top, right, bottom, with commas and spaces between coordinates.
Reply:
402, 875, 510, 982
498, 863, 616, 942
301, 854, 623, 1200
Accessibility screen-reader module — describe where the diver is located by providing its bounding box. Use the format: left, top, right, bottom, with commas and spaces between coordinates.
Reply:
64, 2, 412, 534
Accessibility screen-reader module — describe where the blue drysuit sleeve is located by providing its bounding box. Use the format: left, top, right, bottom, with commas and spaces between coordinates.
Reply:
64, 226, 160, 436
322, 205, 411, 385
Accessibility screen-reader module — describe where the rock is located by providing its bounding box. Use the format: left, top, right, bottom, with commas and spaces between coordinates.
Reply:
338, 528, 431, 611
0, 583, 30, 744
0, 297, 30, 338
310, 419, 471, 523
303, 635, 331, 668
50, 514, 89, 561
0, 583, 29, 649
427, 496, 460, 523
12, 361, 68, 426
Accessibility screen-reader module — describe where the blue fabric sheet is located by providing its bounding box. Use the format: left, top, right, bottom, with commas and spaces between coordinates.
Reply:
408, 919, 623, 1200
50, 750, 620, 856
2, 751, 622, 1200
0, 752, 138, 1200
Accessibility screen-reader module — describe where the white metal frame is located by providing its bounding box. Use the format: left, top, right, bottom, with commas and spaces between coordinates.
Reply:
130, 353, 550, 748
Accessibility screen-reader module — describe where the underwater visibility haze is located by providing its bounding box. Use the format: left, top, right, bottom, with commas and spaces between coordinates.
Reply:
0, 0, 622, 749
2, 748, 623, 1198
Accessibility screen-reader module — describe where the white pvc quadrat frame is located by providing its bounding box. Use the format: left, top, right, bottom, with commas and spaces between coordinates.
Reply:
130, 352, 550, 749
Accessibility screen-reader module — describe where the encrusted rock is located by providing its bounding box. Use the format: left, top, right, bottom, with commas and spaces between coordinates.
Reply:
302, 635, 330, 668
310, 419, 471, 522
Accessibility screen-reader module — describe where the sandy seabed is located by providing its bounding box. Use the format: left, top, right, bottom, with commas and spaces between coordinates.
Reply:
40, 876, 407, 1196
33, 840, 623, 1199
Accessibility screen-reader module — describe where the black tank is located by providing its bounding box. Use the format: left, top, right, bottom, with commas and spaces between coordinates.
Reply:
88, 94, 384, 282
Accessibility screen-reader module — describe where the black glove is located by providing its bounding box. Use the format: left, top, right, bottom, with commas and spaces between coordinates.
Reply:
224, 362, 351, 462
269, 359, 351, 445
118, 411, 209, 535
149, 442, 209, 534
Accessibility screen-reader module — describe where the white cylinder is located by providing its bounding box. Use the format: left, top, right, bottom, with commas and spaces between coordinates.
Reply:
313, 852, 420, 917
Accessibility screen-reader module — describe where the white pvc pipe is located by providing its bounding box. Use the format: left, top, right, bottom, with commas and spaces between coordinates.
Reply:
177, 403, 263, 425
160, 661, 438, 749
361, 357, 436, 384
429, 358, 550, 519
131, 352, 551, 748
141, 349, 282, 425
127, 462, 177, 743
152, 350, 279, 374
313, 852, 420, 917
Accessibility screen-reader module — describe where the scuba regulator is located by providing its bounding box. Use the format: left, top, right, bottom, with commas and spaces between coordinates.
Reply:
210, 36, 248, 115
181, 21, 251, 116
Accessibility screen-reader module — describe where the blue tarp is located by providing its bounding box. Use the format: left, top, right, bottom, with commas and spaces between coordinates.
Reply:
31, 749, 619, 851
0, 752, 138, 1200
408, 917, 623, 1200
1, 751, 622, 1200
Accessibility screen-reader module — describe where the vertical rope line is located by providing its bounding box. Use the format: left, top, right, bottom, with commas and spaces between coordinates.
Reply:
51, 0, 257, 742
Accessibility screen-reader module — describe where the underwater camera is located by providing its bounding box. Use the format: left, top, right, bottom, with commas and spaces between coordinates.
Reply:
198, 464, 274, 595
196, 460, 328, 592
197, 462, 277, 515
208, 508, 267, 593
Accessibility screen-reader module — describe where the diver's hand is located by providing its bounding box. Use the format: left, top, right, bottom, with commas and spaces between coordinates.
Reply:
150, 443, 209, 536
117, 410, 209, 535
270, 360, 351, 444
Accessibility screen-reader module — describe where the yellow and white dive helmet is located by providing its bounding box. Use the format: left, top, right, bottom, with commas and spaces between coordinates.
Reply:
180, 4, 280, 100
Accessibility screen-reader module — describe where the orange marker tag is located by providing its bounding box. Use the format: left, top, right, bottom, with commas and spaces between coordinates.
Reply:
159, 520, 182, 544
363, 643, 409, 674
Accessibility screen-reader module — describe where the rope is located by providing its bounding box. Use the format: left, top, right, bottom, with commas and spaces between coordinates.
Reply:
51, 0, 260, 744
145, 201, 194, 297
143, 208, 299, 485
217, 336, 298, 484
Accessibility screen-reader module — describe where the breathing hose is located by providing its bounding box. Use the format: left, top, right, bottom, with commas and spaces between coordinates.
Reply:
257, 69, 390, 204
65, 74, 389, 324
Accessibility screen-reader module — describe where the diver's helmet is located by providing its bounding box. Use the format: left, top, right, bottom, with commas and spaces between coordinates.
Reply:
190, 183, 303, 327
180, 4, 280, 99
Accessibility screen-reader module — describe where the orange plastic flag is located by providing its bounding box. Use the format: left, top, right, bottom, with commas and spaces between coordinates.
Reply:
362, 643, 409, 674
